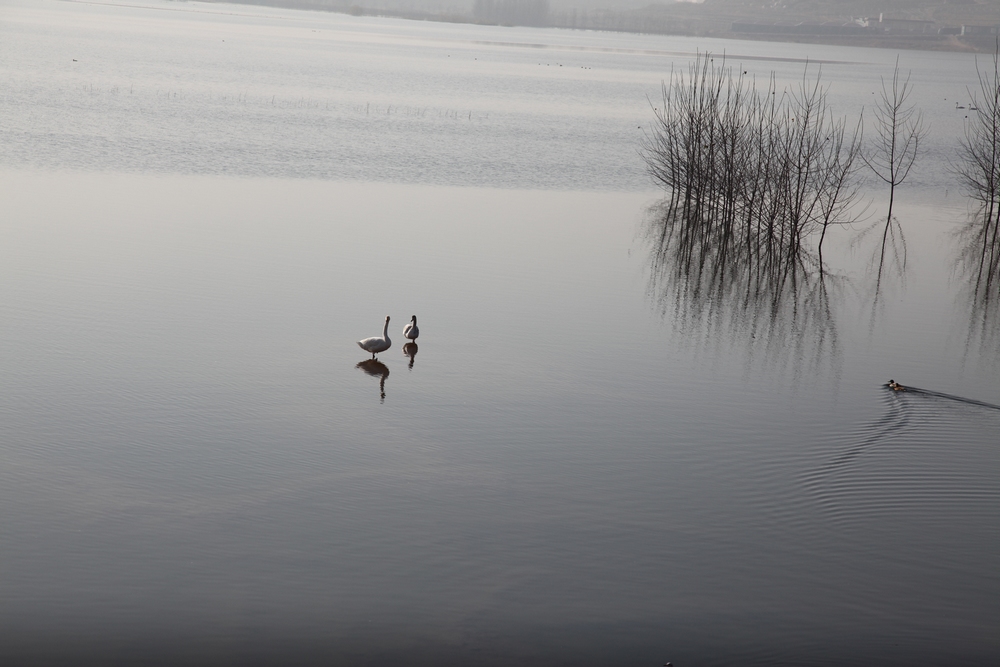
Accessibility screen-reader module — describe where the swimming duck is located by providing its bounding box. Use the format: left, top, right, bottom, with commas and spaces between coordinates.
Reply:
358, 316, 391, 359
403, 315, 419, 342
887, 379, 907, 391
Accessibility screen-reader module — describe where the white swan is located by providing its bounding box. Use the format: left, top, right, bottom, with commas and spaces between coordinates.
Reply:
403, 315, 419, 342
358, 316, 391, 358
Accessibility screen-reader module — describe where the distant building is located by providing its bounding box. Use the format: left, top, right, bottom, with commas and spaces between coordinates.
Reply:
872, 14, 936, 34
473, 0, 549, 26
730, 21, 869, 36
961, 25, 1000, 36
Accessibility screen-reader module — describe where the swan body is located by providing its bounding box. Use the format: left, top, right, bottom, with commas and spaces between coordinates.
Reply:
403, 315, 419, 342
358, 316, 391, 358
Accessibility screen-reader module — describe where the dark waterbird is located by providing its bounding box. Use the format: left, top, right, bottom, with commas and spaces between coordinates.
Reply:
886, 380, 1000, 410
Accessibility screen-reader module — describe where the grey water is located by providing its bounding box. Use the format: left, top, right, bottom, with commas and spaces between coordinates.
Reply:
1, 1, 998, 665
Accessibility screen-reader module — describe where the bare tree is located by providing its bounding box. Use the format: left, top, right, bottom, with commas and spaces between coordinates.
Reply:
861, 57, 926, 284
956, 40, 1000, 290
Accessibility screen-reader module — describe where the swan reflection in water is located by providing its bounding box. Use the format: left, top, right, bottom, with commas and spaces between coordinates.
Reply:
356, 359, 389, 403
643, 199, 842, 372
402, 341, 418, 370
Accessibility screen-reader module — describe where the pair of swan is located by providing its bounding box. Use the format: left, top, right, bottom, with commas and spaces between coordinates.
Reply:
357, 315, 419, 359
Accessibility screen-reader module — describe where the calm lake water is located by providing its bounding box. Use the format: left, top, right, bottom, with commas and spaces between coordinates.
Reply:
1, 1, 998, 665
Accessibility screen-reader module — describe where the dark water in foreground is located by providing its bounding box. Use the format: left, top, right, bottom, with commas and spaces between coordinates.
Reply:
1, 2, 998, 666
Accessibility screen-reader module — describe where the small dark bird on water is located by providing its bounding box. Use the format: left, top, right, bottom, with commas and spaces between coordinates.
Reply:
887, 379, 907, 391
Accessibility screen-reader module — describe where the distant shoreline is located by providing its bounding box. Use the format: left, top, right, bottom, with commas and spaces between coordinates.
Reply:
722, 32, 985, 53
211, 0, 1000, 54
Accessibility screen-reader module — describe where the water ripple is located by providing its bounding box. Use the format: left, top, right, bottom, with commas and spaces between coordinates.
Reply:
801, 386, 1000, 528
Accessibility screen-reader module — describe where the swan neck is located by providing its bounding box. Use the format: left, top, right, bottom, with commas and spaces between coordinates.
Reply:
383, 319, 390, 338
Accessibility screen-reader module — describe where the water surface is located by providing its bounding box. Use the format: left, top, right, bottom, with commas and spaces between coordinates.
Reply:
0, 2, 998, 666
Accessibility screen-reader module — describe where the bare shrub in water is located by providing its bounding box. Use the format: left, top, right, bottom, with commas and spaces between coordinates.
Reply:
955, 42, 1000, 353
956, 44, 1000, 291
639, 55, 862, 368
640, 54, 862, 275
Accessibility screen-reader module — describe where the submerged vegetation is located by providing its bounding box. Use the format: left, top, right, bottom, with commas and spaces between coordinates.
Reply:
640, 55, 862, 277
639, 55, 859, 363
956, 46, 1000, 355
957, 47, 1000, 294
641, 50, 1000, 354
861, 58, 926, 288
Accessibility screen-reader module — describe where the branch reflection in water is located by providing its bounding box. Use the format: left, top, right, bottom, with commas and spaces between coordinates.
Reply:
403, 341, 418, 370
953, 46, 1000, 362
956, 207, 1000, 362
356, 359, 390, 403
643, 199, 842, 373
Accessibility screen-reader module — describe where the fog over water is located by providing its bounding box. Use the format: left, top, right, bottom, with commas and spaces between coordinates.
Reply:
1, 2, 998, 666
